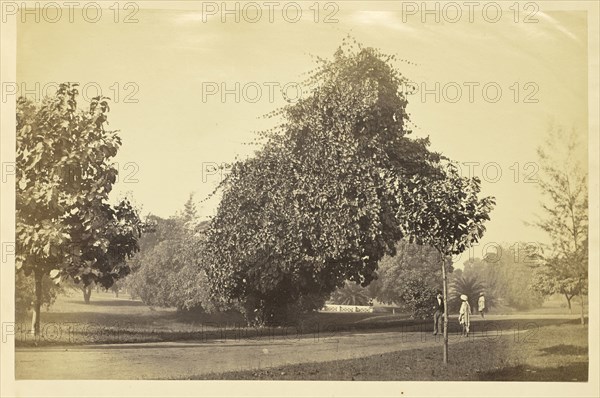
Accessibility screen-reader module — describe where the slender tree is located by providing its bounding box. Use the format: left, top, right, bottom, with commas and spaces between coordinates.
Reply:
531, 125, 588, 325
396, 164, 495, 363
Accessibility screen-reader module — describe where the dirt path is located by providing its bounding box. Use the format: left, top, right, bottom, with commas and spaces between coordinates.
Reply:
16, 328, 474, 379
16, 314, 580, 379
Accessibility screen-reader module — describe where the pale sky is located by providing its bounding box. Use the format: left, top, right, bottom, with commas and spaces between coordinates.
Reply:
16, 4, 588, 258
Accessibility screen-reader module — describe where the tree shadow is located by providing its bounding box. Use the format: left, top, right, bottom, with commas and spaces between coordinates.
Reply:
65, 299, 146, 307
468, 317, 582, 332
477, 362, 588, 381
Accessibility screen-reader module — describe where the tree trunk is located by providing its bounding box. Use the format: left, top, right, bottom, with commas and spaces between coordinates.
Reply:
30, 305, 37, 336
32, 270, 43, 337
565, 293, 572, 312
441, 257, 449, 365
83, 286, 92, 304
580, 295, 585, 326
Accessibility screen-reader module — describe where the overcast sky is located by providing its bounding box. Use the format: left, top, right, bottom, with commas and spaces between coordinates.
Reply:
17, 3, 588, 260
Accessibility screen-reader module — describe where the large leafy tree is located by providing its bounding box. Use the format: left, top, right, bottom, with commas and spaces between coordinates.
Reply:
371, 241, 452, 319
16, 83, 143, 335
397, 164, 495, 363
203, 43, 442, 325
531, 125, 588, 325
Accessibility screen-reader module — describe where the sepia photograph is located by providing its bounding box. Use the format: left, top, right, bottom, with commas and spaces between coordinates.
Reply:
0, 1, 598, 397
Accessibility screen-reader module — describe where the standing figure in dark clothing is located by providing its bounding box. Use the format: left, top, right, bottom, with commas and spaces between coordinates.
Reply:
433, 291, 444, 335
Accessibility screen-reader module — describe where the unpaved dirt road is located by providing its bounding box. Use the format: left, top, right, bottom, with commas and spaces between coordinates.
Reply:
16, 315, 575, 379
16, 328, 465, 379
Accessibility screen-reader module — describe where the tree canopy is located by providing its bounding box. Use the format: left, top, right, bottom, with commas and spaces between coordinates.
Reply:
202, 44, 445, 324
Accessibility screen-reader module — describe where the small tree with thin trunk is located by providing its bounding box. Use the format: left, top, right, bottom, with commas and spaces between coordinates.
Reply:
531, 124, 588, 325
397, 164, 495, 364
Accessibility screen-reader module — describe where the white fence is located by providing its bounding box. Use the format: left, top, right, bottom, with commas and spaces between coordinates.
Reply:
321, 304, 374, 313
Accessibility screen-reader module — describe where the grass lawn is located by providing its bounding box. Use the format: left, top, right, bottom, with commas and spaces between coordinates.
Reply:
14, 291, 586, 349
187, 322, 588, 381
14, 290, 418, 346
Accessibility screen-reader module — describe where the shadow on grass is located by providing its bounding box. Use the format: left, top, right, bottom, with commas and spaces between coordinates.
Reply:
540, 344, 588, 356
66, 299, 146, 307
468, 317, 583, 334
477, 362, 588, 381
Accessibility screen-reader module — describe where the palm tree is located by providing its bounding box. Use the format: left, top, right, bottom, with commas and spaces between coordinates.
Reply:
449, 274, 489, 313
330, 281, 372, 306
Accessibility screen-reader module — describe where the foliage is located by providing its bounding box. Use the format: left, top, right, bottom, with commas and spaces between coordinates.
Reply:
370, 241, 452, 319
16, 83, 144, 332
531, 253, 584, 310
459, 244, 543, 311
530, 125, 588, 322
203, 42, 443, 325
329, 281, 372, 306
448, 271, 485, 313
395, 162, 495, 363
61, 198, 144, 287
396, 164, 495, 257
15, 272, 64, 315
127, 195, 217, 312
17, 84, 116, 281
